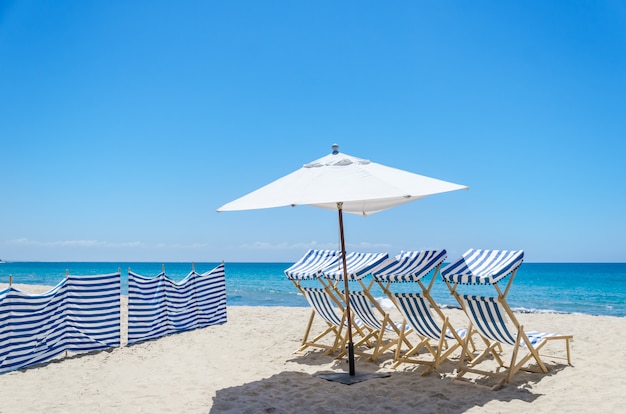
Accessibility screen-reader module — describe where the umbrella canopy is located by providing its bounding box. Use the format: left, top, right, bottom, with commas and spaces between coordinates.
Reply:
217, 144, 468, 382
217, 144, 468, 216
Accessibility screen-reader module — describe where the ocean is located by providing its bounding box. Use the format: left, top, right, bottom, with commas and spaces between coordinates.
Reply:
1, 262, 625, 317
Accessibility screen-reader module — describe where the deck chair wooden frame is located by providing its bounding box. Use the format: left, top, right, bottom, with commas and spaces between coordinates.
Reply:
442, 249, 573, 389
374, 250, 475, 374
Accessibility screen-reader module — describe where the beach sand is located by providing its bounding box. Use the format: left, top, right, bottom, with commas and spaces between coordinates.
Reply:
1, 283, 625, 413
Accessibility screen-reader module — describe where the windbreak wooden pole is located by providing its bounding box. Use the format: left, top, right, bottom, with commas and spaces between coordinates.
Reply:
337, 202, 355, 376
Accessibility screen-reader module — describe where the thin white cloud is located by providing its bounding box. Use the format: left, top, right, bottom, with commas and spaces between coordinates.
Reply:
155, 242, 211, 249
350, 241, 393, 249
240, 240, 392, 251
6, 239, 214, 251
6, 238, 143, 248
240, 241, 337, 250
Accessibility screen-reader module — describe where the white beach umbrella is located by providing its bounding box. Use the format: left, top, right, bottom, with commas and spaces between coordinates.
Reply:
217, 144, 468, 382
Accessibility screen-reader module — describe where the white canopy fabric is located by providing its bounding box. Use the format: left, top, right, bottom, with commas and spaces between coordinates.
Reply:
217, 145, 468, 216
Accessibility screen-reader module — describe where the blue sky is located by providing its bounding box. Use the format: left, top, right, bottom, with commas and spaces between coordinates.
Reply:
1, 1, 625, 263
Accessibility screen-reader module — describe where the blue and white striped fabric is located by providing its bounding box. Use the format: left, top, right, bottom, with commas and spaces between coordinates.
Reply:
348, 291, 384, 331
348, 291, 406, 332
321, 252, 389, 281
301, 287, 344, 327
393, 292, 467, 341
440, 249, 525, 285
127, 264, 227, 345
284, 249, 340, 280
0, 272, 121, 374
372, 250, 447, 283
460, 295, 559, 346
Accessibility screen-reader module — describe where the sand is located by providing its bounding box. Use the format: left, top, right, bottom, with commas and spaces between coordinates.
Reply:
1, 283, 625, 413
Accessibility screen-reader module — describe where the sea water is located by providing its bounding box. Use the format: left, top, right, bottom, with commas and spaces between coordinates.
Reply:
1, 262, 625, 317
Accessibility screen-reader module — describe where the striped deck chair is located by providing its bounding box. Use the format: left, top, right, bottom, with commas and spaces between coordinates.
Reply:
441, 249, 573, 389
285, 250, 364, 354
297, 286, 349, 355
455, 294, 572, 389
338, 290, 409, 361
373, 250, 473, 374
321, 251, 407, 361
390, 292, 472, 374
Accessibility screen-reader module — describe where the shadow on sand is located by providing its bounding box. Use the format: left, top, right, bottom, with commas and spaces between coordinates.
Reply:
210, 354, 569, 413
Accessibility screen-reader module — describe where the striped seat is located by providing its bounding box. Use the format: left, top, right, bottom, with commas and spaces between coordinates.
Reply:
456, 295, 572, 388
389, 292, 470, 373
394, 293, 468, 342
296, 287, 357, 355
302, 287, 344, 327
461, 295, 564, 346
343, 290, 408, 361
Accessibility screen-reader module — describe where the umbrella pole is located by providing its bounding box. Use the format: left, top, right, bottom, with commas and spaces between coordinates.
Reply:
337, 203, 356, 376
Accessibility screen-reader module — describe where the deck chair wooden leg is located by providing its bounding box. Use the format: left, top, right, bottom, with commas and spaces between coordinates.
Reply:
392, 336, 432, 369
369, 313, 391, 361
388, 316, 413, 350
395, 320, 411, 355
507, 329, 524, 382
296, 310, 317, 353
461, 330, 478, 362
330, 312, 349, 355
475, 334, 505, 368
456, 322, 474, 376
430, 321, 448, 370
393, 322, 407, 367
519, 326, 549, 374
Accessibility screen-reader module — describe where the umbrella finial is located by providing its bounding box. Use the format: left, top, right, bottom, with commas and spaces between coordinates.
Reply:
332, 144, 339, 154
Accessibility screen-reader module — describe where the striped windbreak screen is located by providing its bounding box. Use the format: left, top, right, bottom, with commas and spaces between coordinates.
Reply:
127, 263, 226, 344
0, 272, 121, 374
